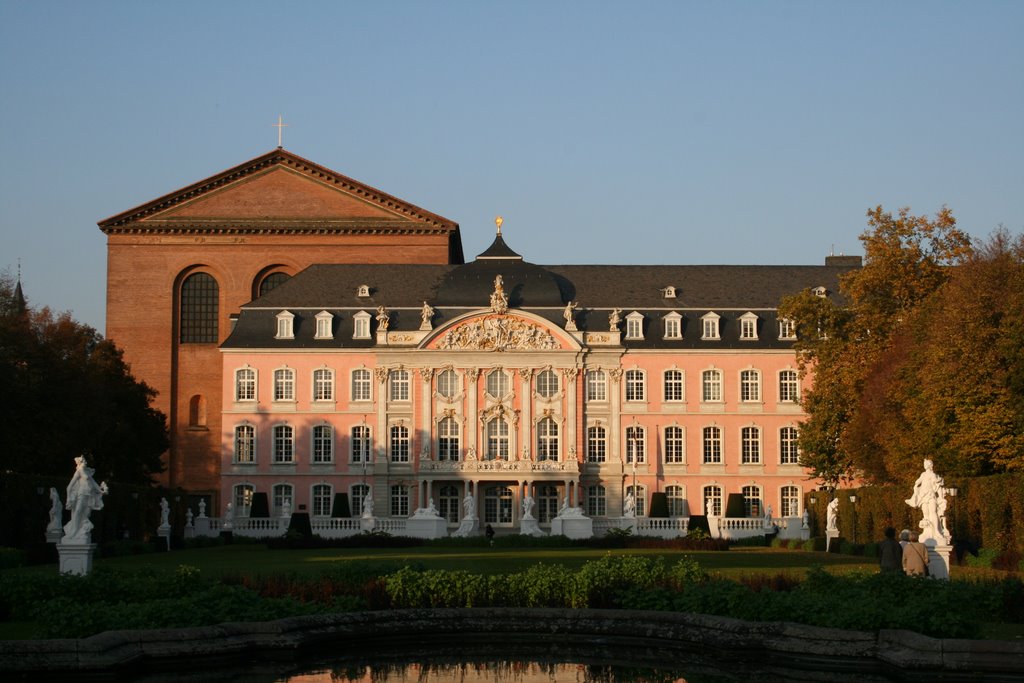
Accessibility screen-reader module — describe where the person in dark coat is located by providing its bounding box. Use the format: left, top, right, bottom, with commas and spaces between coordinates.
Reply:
879, 526, 903, 574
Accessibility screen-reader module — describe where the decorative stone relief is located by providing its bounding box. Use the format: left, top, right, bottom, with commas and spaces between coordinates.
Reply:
490, 275, 509, 314
438, 316, 559, 351
374, 366, 389, 384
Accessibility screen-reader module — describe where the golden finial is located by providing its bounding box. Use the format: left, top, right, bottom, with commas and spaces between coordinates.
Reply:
495, 216, 503, 236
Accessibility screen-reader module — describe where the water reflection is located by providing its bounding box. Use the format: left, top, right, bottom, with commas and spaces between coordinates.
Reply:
284, 661, 696, 683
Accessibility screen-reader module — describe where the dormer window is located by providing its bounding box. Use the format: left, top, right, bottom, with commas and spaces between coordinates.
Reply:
813, 286, 828, 298
353, 311, 371, 339
701, 312, 720, 340
778, 318, 796, 340
275, 310, 295, 340
662, 286, 677, 299
739, 312, 759, 340
663, 312, 682, 340
625, 311, 644, 340
314, 311, 333, 340
357, 284, 371, 297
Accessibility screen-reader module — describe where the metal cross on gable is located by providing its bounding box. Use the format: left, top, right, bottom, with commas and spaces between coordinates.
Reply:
273, 115, 289, 148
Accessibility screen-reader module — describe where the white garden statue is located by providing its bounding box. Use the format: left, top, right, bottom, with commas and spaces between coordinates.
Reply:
826, 498, 839, 531
623, 492, 636, 518
62, 455, 108, 544
47, 487, 63, 535
361, 490, 375, 519
905, 458, 951, 544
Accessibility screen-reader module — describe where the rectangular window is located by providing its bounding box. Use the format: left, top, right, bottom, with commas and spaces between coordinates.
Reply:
625, 316, 643, 340
780, 426, 800, 465
312, 425, 333, 463
486, 419, 510, 460
391, 485, 410, 517
625, 370, 645, 402
233, 484, 254, 517
740, 369, 760, 402
740, 316, 758, 340
586, 370, 607, 401
702, 426, 722, 464
438, 485, 460, 523
666, 485, 686, 516
351, 425, 371, 463
625, 426, 645, 464
351, 484, 369, 518
703, 485, 723, 516
234, 425, 255, 463
586, 426, 606, 463
701, 316, 719, 340
779, 318, 796, 340
438, 418, 460, 461
389, 370, 410, 402
390, 425, 409, 462
663, 370, 684, 402
741, 426, 761, 464
664, 426, 684, 464
274, 368, 295, 402
743, 485, 762, 518
537, 418, 559, 461
351, 369, 371, 402
779, 370, 799, 402
702, 370, 722, 402
353, 314, 370, 339
313, 368, 334, 402
781, 485, 800, 518
312, 484, 332, 517
272, 484, 293, 516
586, 485, 606, 517
273, 425, 294, 463
235, 368, 256, 402
663, 316, 681, 339
315, 315, 333, 340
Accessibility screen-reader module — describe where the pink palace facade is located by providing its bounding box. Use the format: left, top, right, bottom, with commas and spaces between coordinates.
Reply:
219, 227, 860, 533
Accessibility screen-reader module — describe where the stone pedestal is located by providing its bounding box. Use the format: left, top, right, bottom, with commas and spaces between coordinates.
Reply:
157, 525, 171, 551
551, 516, 593, 539
360, 516, 376, 533
926, 542, 952, 580
407, 517, 448, 539
58, 543, 96, 576
46, 528, 63, 544
452, 517, 479, 538
519, 518, 546, 537
826, 529, 840, 551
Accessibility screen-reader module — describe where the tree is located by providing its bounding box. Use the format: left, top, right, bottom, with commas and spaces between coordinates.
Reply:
0, 272, 167, 485
779, 206, 973, 486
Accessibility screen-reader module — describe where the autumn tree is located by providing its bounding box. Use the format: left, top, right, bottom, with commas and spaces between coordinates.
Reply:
779, 206, 973, 486
0, 272, 167, 484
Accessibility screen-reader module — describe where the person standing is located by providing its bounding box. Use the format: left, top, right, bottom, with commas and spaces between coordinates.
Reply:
879, 526, 903, 574
903, 532, 929, 576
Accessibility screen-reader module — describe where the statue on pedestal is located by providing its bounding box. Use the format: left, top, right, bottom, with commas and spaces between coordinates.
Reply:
462, 491, 477, 520
420, 301, 434, 330
375, 306, 390, 332
826, 498, 839, 531
62, 455, 108, 544
623, 492, 636, 518
159, 497, 170, 528
47, 487, 63, 535
522, 495, 535, 520
905, 459, 951, 544
361, 490, 375, 519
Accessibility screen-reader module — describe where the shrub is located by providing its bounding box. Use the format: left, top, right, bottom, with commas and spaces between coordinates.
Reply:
0, 547, 25, 570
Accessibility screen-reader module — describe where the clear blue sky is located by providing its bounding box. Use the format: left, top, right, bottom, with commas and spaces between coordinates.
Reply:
1, 1, 1021, 332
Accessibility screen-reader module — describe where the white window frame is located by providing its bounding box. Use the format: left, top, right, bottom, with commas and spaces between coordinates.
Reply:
438, 417, 460, 461
351, 424, 371, 463
743, 485, 762, 517
586, 370, 607, 402
780, 426, 800, 465
389, 369, 410, 402
779, 369, 800, 403
235, 366, 256, 402
625, 311, 644, 340
586, 424, 607, 463
740, 368, 761, 403
275, 310, 295, 340
537, 417, 559, 461
702, 426, 722, 464
663, 312, 682, 340
438, 484, 460, 523
351, 368, 372, 402
390, 485, 410, 517
739, 312, 759, 340
272, 483, 294, 516
586, 485, 607, 517
664, 425, 685, 464
701, 312, 720, 340
778, 318, 796, 340
663, 368, 684, 402
273, 367, 295, 402
353, 310, 371, 339
741, 425, 762, 465
625, 369, 646, 402
389, 423, 410, 463
625, 484, 646, 517
666, 485, 686, 517
536, 369, 559, 398
313, 367, 334, 402
485, 368, 510, 399
312, 424, 334, 464
311, 483, 333, 517
625, 425, 646, 464
233, 423, 256, 464
272, 424, 295, 463
233, 483, 255, 517
781, 485, 801, 518
701, 368, 723, 403
703, 485, 723, 516
485, 418, 510, 460
351, 484, 370, 517
436, 368, 459, 400
314, 311, 334, 340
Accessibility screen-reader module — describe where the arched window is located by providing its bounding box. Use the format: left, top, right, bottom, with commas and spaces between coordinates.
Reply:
663, 369, 684, 402
741, 426, 761, 464
351, 369, 371, 401
437, 369, 459, 399
313, 368, 334, 402
312, 425, 333, 463
258, 272, 291, 297
537, 418, 559, 461
235, 367, 256, 402
702, 426, 722, 464
780, 426, 800, 465
666, 485, 686, 517
351, 484, 370, 518
351, 425, 371, 463
188, 394, 207, 427
625, 369, 645, 402
740, 369, 761, 402
273, 425, 294, 463
779, 370, 800, 402
438, 417, 460, 461
180, 272, 218, 343
702, 369, 722, 402
586, 425, 606, 463
274, 368, 295, 402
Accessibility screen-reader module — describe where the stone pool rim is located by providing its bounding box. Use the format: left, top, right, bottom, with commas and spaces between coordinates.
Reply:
1, 608, 1021, 681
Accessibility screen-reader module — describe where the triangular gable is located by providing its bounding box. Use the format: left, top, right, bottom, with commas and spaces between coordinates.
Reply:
98, 148, 458, 233
423, 311, 582, 352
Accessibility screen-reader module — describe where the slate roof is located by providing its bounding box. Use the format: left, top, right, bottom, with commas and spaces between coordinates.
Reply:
224, 235, 859, 351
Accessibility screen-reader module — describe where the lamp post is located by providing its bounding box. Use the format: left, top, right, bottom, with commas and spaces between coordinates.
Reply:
849, 494, 857, 544
947, 486, 958, 540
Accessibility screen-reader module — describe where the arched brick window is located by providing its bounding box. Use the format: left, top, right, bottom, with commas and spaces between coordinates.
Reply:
180, 272, 218, 343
